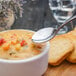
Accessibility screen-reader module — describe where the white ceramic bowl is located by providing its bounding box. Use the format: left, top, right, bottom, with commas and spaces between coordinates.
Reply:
0, 30, 50, 76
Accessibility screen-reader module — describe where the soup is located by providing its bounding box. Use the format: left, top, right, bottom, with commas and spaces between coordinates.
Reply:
0, 30, 45, 60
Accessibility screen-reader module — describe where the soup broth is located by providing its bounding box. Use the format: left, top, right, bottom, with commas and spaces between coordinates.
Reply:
0, 30, 45, 60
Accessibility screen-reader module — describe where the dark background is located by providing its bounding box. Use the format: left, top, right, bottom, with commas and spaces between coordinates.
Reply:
11, 0, 76, 31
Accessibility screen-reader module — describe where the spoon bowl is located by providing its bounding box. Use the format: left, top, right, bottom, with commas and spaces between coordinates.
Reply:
32, 27, 56, 43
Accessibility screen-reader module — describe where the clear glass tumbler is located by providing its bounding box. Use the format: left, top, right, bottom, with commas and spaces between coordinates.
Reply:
49, 0, 76, 34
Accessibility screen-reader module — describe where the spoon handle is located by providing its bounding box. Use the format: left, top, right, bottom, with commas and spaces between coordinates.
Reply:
55, 15, 76, 34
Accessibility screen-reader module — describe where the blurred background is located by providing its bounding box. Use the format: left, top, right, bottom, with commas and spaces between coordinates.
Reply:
0, 0, 76, 31
12, 0, 49, 31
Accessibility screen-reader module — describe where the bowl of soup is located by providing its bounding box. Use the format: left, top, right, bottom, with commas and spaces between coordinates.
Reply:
0, 29, 50, 76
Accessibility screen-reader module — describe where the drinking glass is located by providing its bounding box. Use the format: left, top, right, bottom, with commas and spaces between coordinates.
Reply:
49, 0, 76, 34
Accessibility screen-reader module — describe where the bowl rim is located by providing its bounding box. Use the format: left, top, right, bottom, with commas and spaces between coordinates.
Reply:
0, 29, 50, 63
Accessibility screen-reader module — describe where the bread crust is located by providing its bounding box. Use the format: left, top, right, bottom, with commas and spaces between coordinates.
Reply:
64, 30, 76, 63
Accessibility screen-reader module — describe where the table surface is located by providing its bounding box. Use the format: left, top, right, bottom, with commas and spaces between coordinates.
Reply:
44, 61, 76, 76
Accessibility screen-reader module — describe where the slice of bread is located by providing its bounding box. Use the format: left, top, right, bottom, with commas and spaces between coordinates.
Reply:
48, 35, 74, 66
64, 30, 76, 63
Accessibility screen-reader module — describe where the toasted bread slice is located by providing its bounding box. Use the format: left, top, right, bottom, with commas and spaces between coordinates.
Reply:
64, 30, 76, 63
48, 35, 74, 66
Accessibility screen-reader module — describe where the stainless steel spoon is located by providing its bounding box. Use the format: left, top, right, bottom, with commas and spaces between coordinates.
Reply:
32, 16, 76, 43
